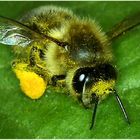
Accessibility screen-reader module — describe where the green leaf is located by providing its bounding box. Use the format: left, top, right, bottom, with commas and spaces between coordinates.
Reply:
0, 1, 140, 138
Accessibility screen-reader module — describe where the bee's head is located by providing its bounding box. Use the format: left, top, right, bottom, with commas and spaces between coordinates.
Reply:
72, 63, 117, 108
72, 63, 129, 129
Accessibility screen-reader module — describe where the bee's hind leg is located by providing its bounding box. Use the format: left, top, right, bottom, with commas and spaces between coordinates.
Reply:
29, 45, 39, 67
28, 45, 48, 77
11, 45, 49, 99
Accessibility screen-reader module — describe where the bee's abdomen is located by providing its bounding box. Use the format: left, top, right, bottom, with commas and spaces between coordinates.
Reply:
20, 6, 75, 35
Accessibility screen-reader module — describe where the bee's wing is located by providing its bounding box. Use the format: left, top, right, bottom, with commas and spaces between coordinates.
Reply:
107, 12, 140, 41
0, 15, 43, 47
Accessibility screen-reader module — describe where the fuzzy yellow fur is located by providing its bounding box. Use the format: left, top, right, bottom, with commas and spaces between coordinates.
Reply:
65, 67, 79, 99
45, 18, 112, 76
91, 80, 115, 99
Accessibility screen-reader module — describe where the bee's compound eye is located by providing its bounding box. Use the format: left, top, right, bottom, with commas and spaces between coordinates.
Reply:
72, 68, 89, 94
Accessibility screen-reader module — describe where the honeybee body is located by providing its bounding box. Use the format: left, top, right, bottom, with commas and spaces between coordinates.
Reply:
21, 7, 111, 68
17, 6, 114, 99
0, 5, 134, 129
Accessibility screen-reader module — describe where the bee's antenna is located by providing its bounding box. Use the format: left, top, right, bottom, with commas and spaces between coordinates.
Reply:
90, 94, 99, 130
113, 90, 130, 124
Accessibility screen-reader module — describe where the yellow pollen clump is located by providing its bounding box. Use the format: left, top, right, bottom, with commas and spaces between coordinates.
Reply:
14, 68, 46, 99
92, 80, 115, 96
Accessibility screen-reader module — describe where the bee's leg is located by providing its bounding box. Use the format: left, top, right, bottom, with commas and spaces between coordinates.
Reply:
28, 46, 47, 75
51, 75, 66, 86
29, 46, 38, 67
12, 60, 47, 99
12, 46, 48, 99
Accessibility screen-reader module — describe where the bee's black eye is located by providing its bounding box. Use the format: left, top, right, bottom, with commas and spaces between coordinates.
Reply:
73, 73, 86, 94
72, 63, 117, 94
72, 68, 91, 94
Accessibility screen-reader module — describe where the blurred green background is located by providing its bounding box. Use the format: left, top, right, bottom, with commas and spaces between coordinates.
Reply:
0, 1, 140, 138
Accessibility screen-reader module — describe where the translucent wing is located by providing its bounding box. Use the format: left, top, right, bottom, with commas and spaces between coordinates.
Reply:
107, 12, 140, 41
0, 15, 43, 47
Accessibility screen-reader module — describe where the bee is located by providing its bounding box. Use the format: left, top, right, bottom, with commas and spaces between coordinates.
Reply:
0, 6, 139, 129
